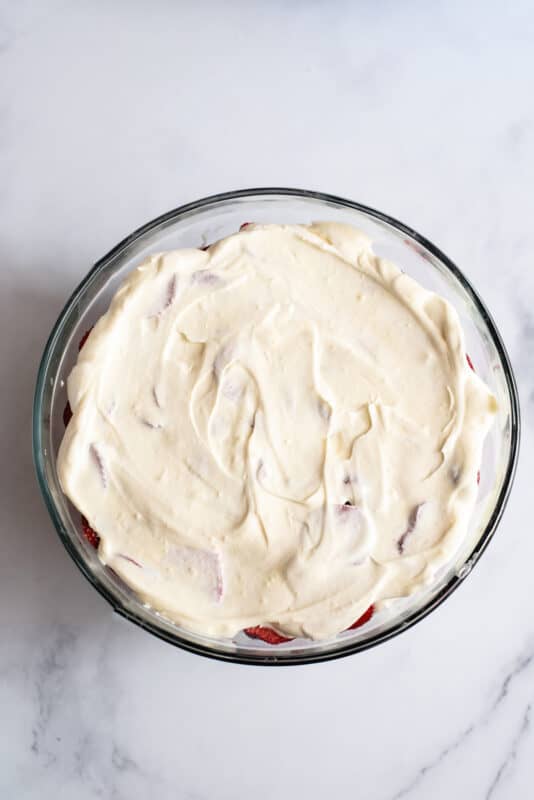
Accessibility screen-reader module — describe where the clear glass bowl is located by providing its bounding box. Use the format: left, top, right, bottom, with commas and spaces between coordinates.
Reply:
33, 189, 520, 665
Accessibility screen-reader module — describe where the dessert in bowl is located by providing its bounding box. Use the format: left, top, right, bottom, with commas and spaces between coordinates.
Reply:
33, 189, 519, 665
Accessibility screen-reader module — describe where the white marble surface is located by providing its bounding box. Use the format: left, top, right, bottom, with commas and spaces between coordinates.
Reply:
1, 1, 533, 797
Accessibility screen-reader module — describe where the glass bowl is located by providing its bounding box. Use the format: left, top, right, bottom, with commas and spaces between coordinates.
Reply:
33, 188, 520, 666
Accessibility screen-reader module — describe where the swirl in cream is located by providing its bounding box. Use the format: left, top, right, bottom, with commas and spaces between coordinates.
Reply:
58, 223, 497, 639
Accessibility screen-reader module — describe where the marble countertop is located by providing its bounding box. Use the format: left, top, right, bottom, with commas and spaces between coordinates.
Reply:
1, 1, 533, 797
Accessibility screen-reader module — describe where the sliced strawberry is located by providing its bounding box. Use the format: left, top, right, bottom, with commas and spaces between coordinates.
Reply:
81, 515, 100, 549
239, 222, 252, 230
78, 327, 93, 351
244, 625, 294, 645
397, 504, 426, 555
244, 605, 375, 644
346, 604, 374, 630
63, 402, 73, 428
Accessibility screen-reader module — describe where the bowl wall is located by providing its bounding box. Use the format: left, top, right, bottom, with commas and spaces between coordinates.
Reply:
33, 189, 520, 665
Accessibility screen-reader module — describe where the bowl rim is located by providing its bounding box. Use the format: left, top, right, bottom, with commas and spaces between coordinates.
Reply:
33, 187, 521, 666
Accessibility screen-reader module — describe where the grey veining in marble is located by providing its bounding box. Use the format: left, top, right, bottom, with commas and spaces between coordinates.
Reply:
1, 1, 533, 798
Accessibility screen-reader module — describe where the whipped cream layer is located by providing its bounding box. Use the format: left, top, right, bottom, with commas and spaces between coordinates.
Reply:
58, 223, 497, 639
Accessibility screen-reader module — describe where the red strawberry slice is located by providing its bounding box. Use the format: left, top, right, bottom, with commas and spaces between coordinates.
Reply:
244, 604, 375, 644
244, 626, 294, 645
63, 401, 73, 427
81, 515, 100, 549
346, 604, 374, 630
78, 327, 93, 351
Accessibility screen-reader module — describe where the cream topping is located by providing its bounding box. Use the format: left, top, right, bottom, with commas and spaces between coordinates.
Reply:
57, 223, 497, 639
